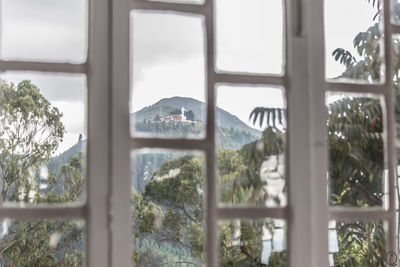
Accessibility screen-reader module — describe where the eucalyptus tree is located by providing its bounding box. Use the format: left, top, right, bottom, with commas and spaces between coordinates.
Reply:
0, 80, 84, 266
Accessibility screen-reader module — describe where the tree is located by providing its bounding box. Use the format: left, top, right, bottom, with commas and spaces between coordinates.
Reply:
0, 79, 64, 202
0, 79, 85, 266
132, 128, 286, 266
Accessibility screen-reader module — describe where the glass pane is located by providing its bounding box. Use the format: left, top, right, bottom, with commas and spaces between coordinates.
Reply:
0, 72, 86, 204
218, 219, 286, 266
0, 219, 85, 266
130, 11, 206, 139
0, 0, 88, 63
392, 0, 400, 24
326, 93, 385, 208
131, 149, 205, 266
329, 220, 387, 266
215, 0, 284, 74
324, 0, 384, 83
216, 85, 286, 207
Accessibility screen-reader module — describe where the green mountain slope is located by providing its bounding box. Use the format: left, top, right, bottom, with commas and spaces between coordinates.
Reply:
131, 96, 261, 137
48, 97, 262, 193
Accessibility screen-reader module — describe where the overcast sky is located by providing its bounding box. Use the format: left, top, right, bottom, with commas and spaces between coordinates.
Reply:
0, 0, 379, 153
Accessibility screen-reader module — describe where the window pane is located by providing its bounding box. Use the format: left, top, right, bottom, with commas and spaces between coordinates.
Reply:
216, 85, 286, 207
218, 219, 286, 266
0, 219, 85, 266
329, 220, 387, 266
131, 149, 205, 266
392, 0, 400, 24
0, 0, 88, 63
215, 0, 284, 74
324, 0, 384, 83
0, 72, 87, 204
326, 93, 385, 208
130, 11, 206, 139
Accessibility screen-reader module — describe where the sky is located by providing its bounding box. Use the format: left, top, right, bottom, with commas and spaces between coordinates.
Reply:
0, 0, 379, 153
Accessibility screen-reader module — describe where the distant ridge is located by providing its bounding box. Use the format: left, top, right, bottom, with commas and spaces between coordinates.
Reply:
131, 96, 261, 137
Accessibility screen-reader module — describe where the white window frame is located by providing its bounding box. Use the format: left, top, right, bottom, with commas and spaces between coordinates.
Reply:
2, 0, 397, 266
0, 0, 111, 266
111, 0, 400, 266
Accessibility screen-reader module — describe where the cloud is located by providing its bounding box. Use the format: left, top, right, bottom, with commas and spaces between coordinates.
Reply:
131, 11, 206, 111
1, 0, 88, 63
131, 11, 205, 82
216, 85, 285, 130
215, 0, 284, 74
1, 71, 86, 103
325, 0, 379, 79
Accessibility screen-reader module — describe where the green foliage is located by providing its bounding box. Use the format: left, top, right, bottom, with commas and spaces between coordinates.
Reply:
0, 79, 65, 202
328, 97, 384, 207
0, 79, 84, 266
0, 155, 85, 266
133, 128, 286, 265
332, 221, 386, 267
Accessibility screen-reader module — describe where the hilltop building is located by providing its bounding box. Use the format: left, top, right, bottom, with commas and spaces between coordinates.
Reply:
160, 107, 189, 122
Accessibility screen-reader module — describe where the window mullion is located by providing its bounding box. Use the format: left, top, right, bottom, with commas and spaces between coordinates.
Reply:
383, 0, 397, 254
204, 0, 218, 266
87, 0, 112, 266
286, 0, 329, 266
306, 0, 329, 265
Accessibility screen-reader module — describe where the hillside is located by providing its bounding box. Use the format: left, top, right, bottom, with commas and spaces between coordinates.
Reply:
131, 96, 261, 137
48, 97, 263, 193
47, 136, 85, 177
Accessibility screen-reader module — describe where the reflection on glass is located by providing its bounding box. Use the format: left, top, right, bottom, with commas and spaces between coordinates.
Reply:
327, 93, 385, 208
216, 85, 286, 207
0, 72, 87, 204
0, 219, 85, 266
218, 219, 286, 266
130, 11, 206, 139
0, 0, 88, 63
324, 0, 384, 83
131, 149, 205, 266
215, 0, 284, 74
329, 220, 386, 266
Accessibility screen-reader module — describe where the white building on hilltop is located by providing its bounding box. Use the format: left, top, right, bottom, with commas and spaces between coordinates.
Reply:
181, 107, 186, 121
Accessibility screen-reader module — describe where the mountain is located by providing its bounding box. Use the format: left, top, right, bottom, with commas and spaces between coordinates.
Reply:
47, 138, 86, 177
48, 96, 263, 192
132, 96, 261, 137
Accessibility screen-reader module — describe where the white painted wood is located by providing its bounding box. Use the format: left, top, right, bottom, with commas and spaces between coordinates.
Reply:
0, 61, 87, 73
204, 0, 218, 265
111, 0, 132, 266
131, 137, 208, 150
0, 205, 86, 219
306, 0, 329, 265
132, 0, 206, 14
330, 208, 391, 221
285, 0, 314, 261
86, 0, 111, 266
215, 72, 285, 86
217, 207, 287, 220
383, 0, 398, 255
327, 81, 386, 93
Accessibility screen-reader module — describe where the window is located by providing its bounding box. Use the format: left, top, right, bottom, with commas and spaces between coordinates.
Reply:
0, 0, 109, 266
1, 0, 399, 266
